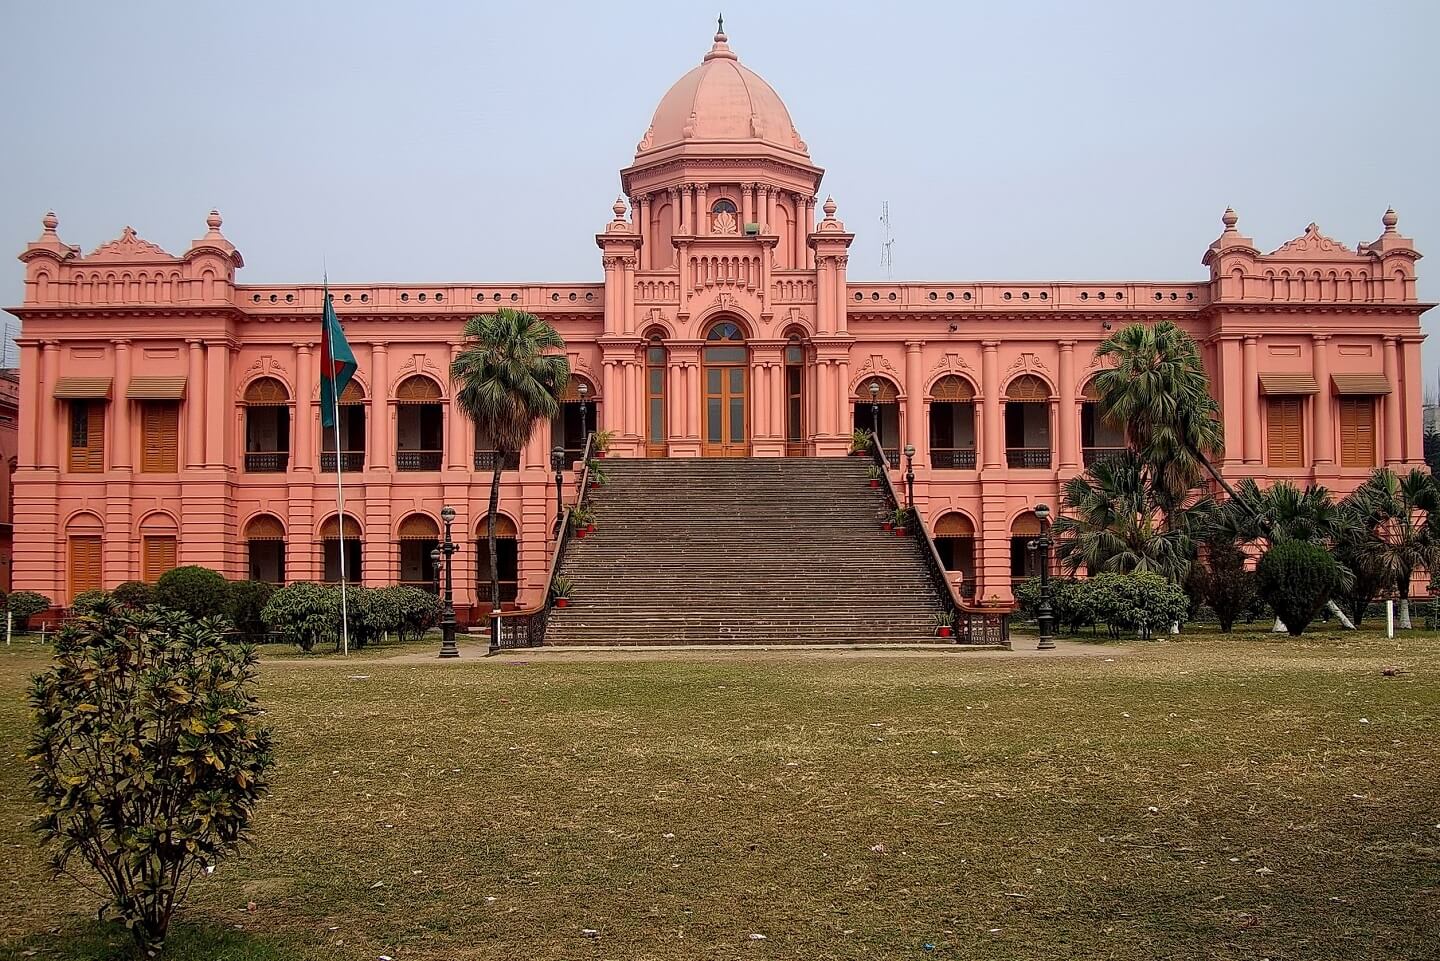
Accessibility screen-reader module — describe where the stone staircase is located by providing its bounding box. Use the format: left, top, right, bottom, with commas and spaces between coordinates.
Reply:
544, 457, 947, 645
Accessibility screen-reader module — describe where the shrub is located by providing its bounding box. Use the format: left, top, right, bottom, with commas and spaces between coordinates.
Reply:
70, 590, 110, 615
1015, 577, 1094, 634
1188, 542, 1258, 633
1257, 541, 1340, 637
1088, 572, 1188, 639
261, 582, 339, 652
226, 580, 277, 636
26, 601, 273, 955
345, 585, 404, 648
154, 566, 230, 619
383, 586, 442, 641
7, 590, 53, 630
111, 580, 157, 608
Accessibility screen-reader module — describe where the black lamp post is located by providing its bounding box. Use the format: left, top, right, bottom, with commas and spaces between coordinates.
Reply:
868, 380, 881, 446
552, 445, 565, 529
577, 381, 589, 450
903, 443, 916, 511
1029, 503, 1055, 650
437, 505, 460, 658
430, 546, 442, 596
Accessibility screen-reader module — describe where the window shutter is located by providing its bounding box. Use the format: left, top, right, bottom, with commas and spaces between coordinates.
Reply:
1266, 398, 1304, 467
1339, 398, 1376, 468
141, 402, 179, 472
142, 536, 178, 583
69, 536, 102, 598
68, 401, 106, 472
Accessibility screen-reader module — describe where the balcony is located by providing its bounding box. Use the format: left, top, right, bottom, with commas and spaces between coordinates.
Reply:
931, 448, 977, 470
244, 451, 289, 473
1083, 447, 1128, 468
474, 451, 521, 471
320, 451, 366, 472
1006, 447, 1052, 469
397, 450, 443, 471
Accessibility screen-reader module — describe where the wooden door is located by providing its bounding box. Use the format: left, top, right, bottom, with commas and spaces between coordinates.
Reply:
1339, 398, 1376, 467
702, 361, 748, 456
69, 536, 102, 600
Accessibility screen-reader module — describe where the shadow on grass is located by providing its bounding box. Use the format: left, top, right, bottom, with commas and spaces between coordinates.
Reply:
2, 919, 299, 961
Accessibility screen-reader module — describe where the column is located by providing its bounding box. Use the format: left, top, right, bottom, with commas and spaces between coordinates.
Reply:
741, 183, 754, 228
38, 342, 60, 468
816, 361, 833, 436
805, 197, 817, 268
1218, 337, 1244, 468
904, 341, 925, 463
1383, 335, 1402, 466
1057, 341, 1078, 472
835, 358, 850, 438
753, 361, 769, 438
981, 342, 1002, 468
695, 185, 708, 233
204, 342, 227, 467
185, 339, 205, 469
112, 340, 133, 471
1310, 335, 1333, 467
601, 257, 619, 336
636, 195, 651, 253
293, 344, 313, 470
623, 360, 639, 438
686, 361, 699, 438
371, 344, 390, 470
448, 343, 466, 470
1242, 335, 1260, 465
18, 342, 40, 466
680, 186, 692, 235
602, 361, 618, 434
763, 187, 775, 234
669, 188, 682, 238
792, 192, 806, 268
815, 257, 833, 335
622, 257, 637, 336
771, 359, 786, 440
1402, 335, 1425, 464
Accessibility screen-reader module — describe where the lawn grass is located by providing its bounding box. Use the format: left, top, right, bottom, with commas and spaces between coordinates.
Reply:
1, 627, 1437, 960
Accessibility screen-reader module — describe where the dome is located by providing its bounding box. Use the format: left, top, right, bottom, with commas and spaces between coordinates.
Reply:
635, 27, 808, 160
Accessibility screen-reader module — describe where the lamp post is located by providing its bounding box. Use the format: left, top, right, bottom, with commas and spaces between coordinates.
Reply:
1030, 503, 1055, 650
437, 505, 460, 658
868, 380, 881, 447
903, 443, 916, 511
577, 381, 589, 449
552, 445, 565, 530
430, 547, 442, 596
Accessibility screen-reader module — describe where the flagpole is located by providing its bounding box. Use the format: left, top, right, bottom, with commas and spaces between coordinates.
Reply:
333, 374, 350, 657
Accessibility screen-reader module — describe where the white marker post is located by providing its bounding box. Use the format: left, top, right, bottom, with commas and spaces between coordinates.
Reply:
1386, 598, 1395, 639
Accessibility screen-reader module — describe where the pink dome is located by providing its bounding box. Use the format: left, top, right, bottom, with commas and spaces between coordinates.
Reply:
636, 28, 807, 159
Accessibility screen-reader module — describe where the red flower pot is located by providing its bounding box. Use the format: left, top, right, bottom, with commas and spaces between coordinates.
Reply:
576, 527, 587, 539
895, 527, 907, 537
596, 451, 606, 458
555, 597, 569, 609
587, 523, 596, 533
936, 626, 952, 638
869, 479, 879, 488
881, 520, 893, 531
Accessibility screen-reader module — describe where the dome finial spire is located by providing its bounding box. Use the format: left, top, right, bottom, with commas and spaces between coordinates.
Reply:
717, 12, 723, 35
705, 13, 736, 60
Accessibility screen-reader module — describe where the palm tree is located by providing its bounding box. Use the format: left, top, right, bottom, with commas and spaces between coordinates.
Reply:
1345, 468, 1440, 628
451, 309, 570, 647
1052, 450, 1207, 584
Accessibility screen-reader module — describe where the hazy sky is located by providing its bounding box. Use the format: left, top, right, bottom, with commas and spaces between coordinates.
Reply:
3, 1, 1437, 381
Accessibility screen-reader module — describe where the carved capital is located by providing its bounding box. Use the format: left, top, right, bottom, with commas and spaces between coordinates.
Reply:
602, 256, 621, 270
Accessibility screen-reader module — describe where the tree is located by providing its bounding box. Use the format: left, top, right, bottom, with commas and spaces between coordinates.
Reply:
154, 566, 230, 619
1186, 540, 1257, 633
1051, 450, 1208, 584
1424, 428, 1440, 474
1344, 468, 1440, 628
1257, 541, 1341, 636
261, 582, 339, 652
225, 580, 277, 636
7, 590, 53, 630
383, 586, 443, 641
26, 601, 273, 955
451, 308, 570, 646
1086, 572, 1189, 639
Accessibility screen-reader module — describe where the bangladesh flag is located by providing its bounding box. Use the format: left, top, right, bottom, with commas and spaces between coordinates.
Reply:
320, 284, 358, 428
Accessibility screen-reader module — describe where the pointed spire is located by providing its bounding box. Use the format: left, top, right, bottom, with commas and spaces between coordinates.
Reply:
704, 14, 736, 61
1222, 207, 1238, 231
1383, 207, 1398, 232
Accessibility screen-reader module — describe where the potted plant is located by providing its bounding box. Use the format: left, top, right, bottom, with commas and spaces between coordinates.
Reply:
866, 463, 882, 489
849, 429, 871, 456
586, 459, 608, 490
592, 429, 615, 458
892, 507, 910, 536
551, 575, 574, 609
570, 507, 595, 538
878, 506, 894, 532
933, 611, 954, 638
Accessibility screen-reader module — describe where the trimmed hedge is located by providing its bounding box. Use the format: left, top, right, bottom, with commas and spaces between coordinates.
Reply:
1257, 541, 1340, 637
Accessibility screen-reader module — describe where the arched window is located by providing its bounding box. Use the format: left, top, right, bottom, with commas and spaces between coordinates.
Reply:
851, 377, 901, 463
710, 198, 738, 235
139, 513, 179, 584
475, 515, 519, 609
66, 512, 104, 602
397, 514, 440, 592
702, 322, 749, 456
712, 199, 737, 215
243, 377, 291, 473
645, 334, 667, 457
245, 514, 286, 583
322, 380, 366, 472
1005, 375, 1052, 469
1010, 512, 1045, 583
395, 376, 443, 471
1080, 378, 1126, 467
319, 514, 362, 583
935, 512, 977, 598
554, 375, 599, 466
784, 333, 806, 455
929, 376, 976, 469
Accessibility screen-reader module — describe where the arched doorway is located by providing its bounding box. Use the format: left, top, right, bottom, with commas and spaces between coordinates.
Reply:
1080, 378, 1127, 467
475, 514, 519, 610
783, 330, 807, 456
852, 377, 901, 463
1005, 375, 1052, 469
1010, 511, 1045, 589
929, 375, 977, 469
245, 514, 286, 583
395, 376, 444, 471
320, 514, 363, 584
554, 375, 598, 467
242, 377, 291, 473
397, 514, 440, 591
702, 320, 749, 457
935, 512, 977, 599
644, 331, 668, 457
66, 512, 104, 602
139, 513, 179, 584
322, 380, 366, 472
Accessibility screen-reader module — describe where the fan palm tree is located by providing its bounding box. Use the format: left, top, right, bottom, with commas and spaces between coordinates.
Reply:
451, 309, 570, 647
1052, 450, 1208, 584
1345, 468, 1440, 628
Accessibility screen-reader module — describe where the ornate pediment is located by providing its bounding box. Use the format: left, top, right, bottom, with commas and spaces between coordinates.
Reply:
1004, 351, 1050, 379
1269, 223, 1359, 259
851, 353, 900, 392
927, 351, 975, 379
86, 226, 174, 262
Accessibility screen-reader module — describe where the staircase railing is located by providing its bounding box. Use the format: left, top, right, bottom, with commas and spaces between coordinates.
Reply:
868, 432, 1010, 647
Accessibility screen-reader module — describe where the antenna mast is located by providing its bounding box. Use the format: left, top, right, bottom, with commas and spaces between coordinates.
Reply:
879, 202, 895, 281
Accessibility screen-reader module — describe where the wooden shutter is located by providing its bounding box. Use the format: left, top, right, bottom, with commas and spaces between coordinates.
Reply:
1266, 397, 1305, 467
141, 402, 179, 472
1339, 398, 1376, 468
69, 536, 102, 598
142, 536, 177, 583
68, 401, 106, 472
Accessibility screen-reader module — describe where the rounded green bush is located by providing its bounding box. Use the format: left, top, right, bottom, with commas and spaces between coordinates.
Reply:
6, 590, 53, 630
153, 566, 229, 619
110, 580, 157, 608
1256, 541, 1340, 637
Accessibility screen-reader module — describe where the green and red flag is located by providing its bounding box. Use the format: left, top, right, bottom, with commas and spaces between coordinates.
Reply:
320, 283, 357, 428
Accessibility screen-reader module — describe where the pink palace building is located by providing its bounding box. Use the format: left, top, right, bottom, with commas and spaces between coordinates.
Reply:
8, 26, 1430, 617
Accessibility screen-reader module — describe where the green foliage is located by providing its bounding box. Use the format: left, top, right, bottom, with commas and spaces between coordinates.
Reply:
225, 580, 277, 636
586, 458, 609, 487
1425, 429, 1440, 474
1186, 542, 1257, 633
850, 429, 870, 454
382, 586, 442, 641
26, 601, 273, 955
154, 566, 230, 619
1256, 541, 1341, 637
1014, 577, 1095, 634
111, 581, 157, 609
261, 583, 339, 652
70, 590, 109, 615
345, 586, 404, 649
592, 429, 615, 453
570, 507, 596, 531
1086, 572, 1188, 639
550, 575, 574, 599
450, 308, 569, 457
7, 590, 53, 629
